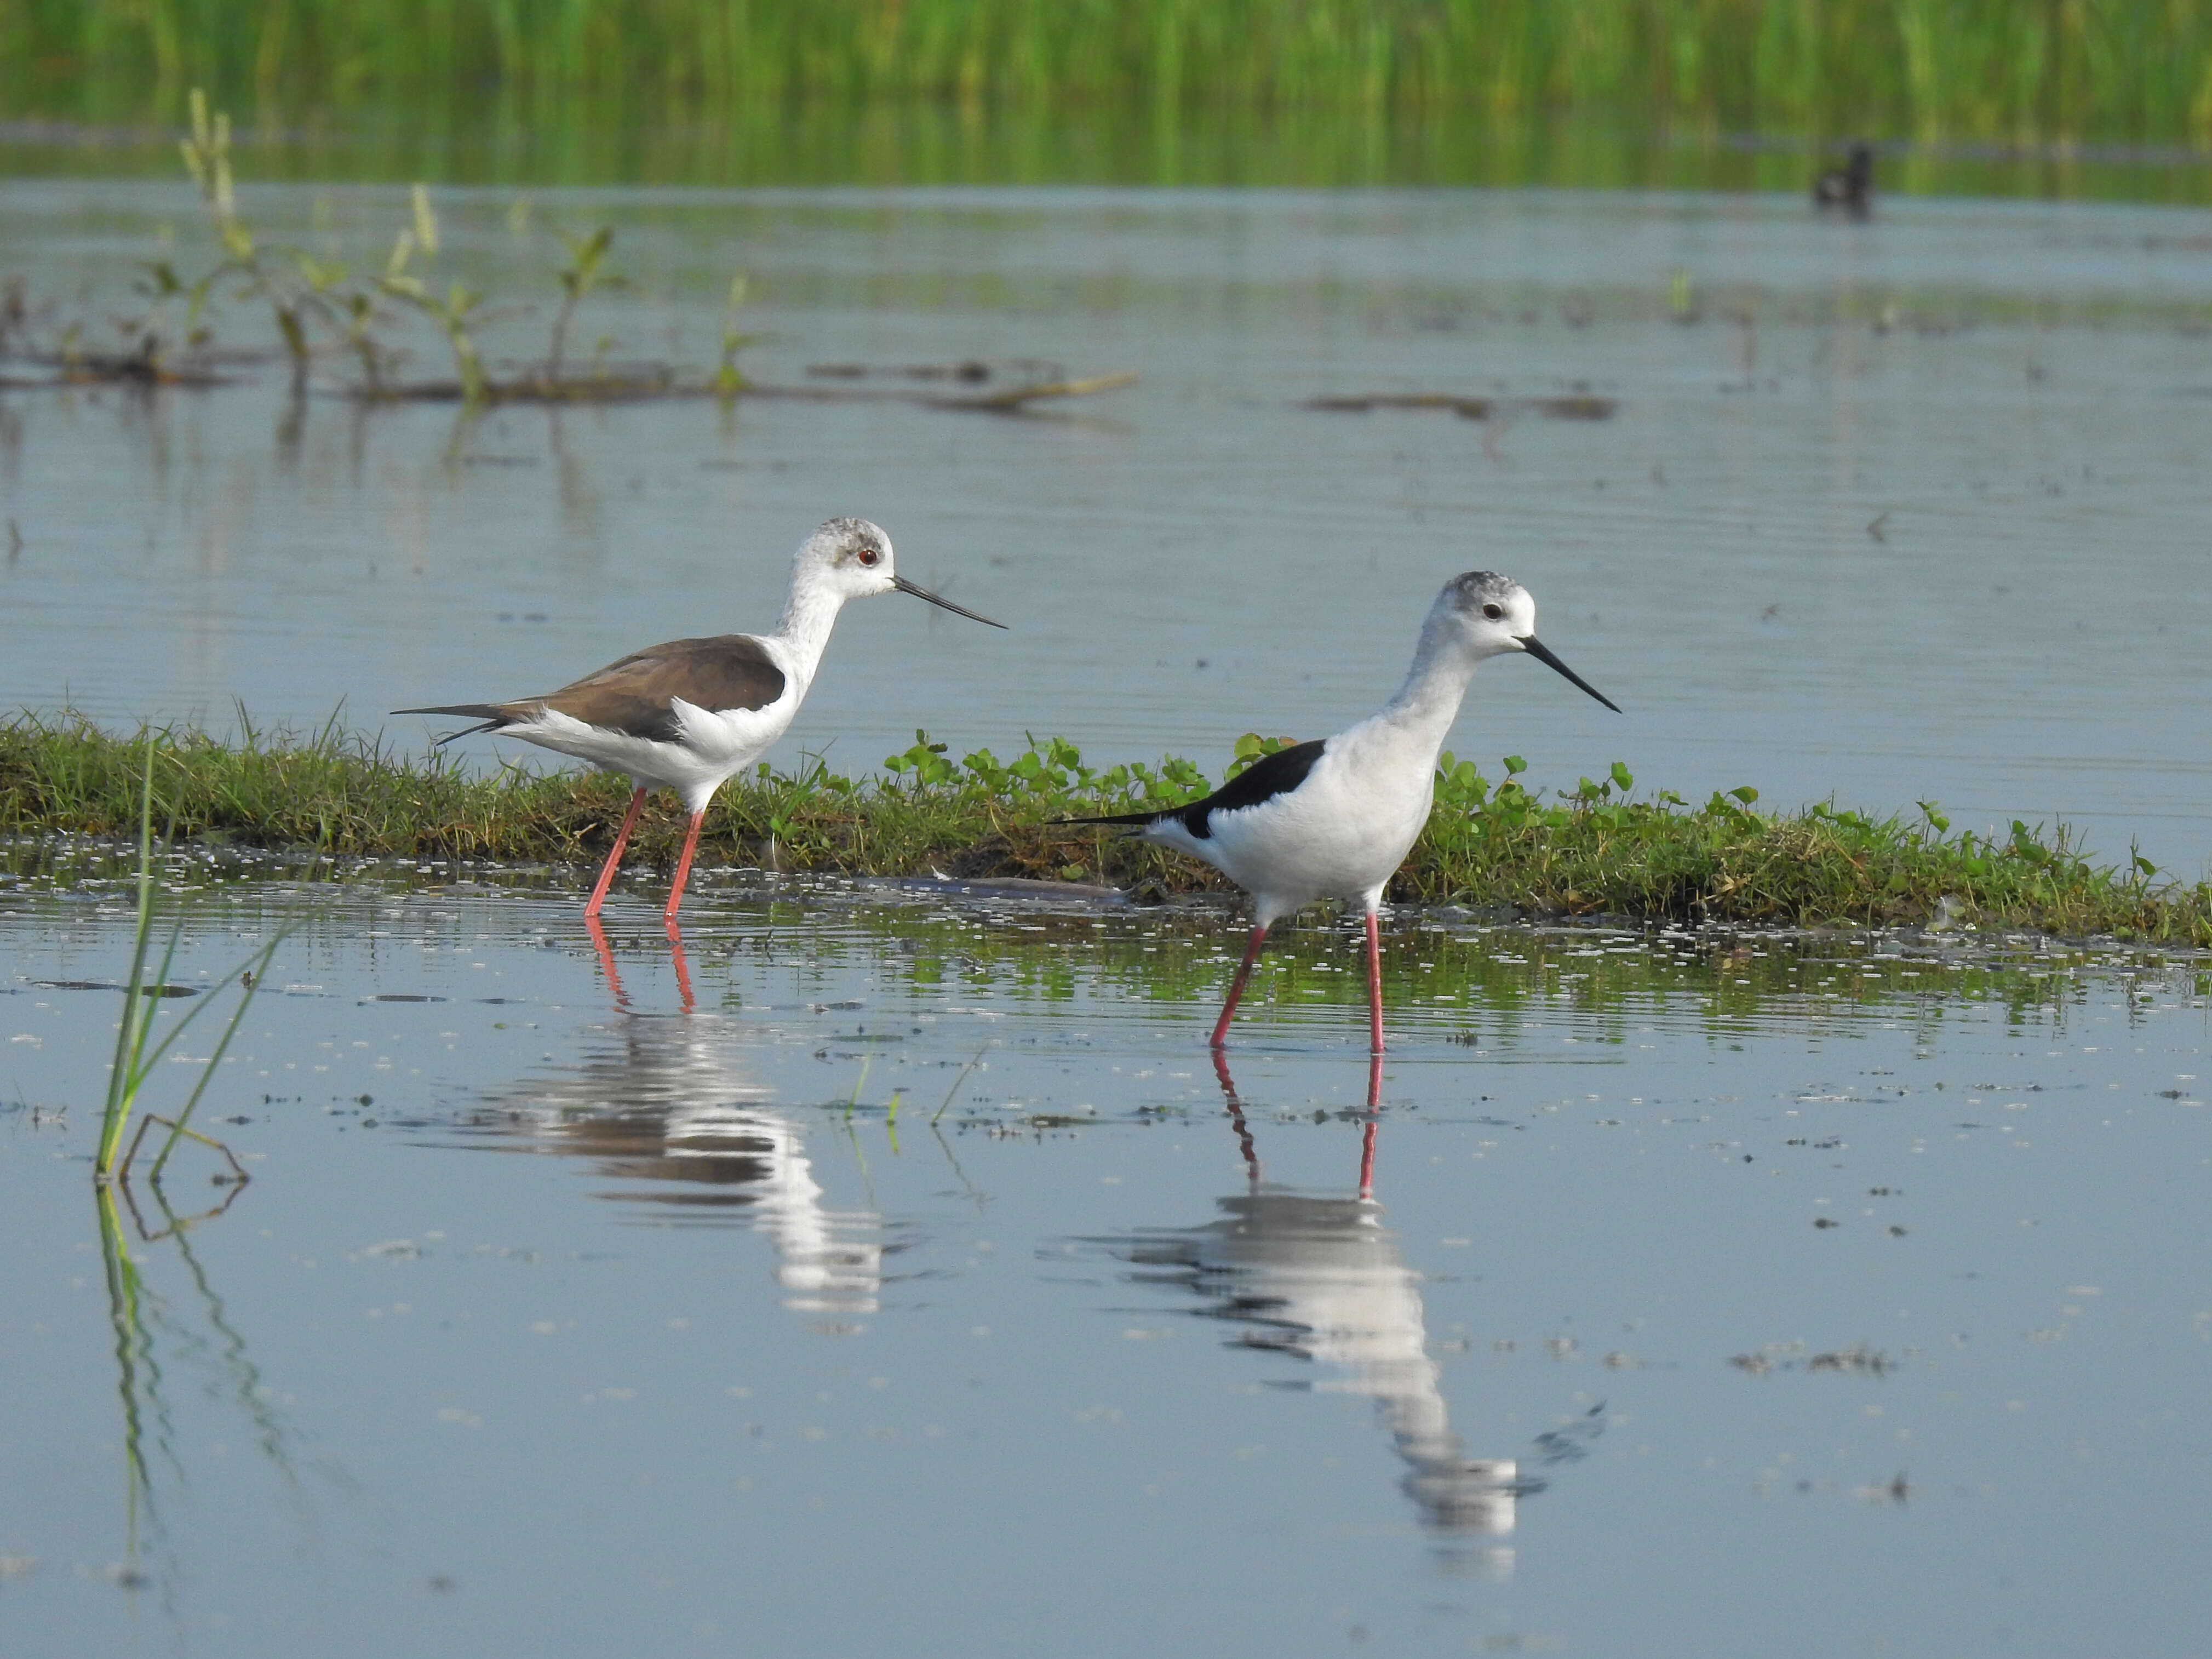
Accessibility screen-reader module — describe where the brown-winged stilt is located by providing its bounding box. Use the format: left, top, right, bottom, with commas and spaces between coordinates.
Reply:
398, 517, 1002, 930
1071, 571, 1616, 1053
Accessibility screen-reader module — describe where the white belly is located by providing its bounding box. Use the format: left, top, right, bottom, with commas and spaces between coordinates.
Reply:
1157, 731, 1436, 925
507, 693, 800, 814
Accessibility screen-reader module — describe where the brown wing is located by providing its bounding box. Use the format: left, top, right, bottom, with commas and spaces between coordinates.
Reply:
514, 634, 788, 742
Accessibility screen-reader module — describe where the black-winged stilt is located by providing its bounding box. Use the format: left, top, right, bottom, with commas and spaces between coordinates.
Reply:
398, 517, 1002, 929
1071, 571, 1617, 1053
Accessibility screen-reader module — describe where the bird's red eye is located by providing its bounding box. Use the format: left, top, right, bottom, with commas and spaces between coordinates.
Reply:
858, 547, 880, 567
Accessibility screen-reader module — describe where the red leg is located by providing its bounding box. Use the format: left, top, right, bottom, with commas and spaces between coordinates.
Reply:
1364, 909, 1386, 1054
1210, 924, 1268, 1049
584, 787, 647, 920
663, 810, 706, 930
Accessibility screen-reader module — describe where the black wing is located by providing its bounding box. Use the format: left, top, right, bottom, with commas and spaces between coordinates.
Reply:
1064, 739, 1326, 840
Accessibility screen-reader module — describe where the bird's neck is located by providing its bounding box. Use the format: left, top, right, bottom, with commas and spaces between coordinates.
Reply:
772, 582, 845, 680
1376, 625, 1480, 753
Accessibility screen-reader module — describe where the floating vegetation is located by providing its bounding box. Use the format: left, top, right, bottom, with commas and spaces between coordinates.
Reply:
5, 714, 2208, 943
0, 93, 1137, 414
1304, 392, 1618, 421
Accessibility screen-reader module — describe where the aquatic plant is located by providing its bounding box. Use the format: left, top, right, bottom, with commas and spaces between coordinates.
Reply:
714, 273, 761, 394
89, 737, 286, 1187
0, 96, 1137, 410
6, 713, 2208, 943
375, 185, 492, 402
546, 225, 618, 384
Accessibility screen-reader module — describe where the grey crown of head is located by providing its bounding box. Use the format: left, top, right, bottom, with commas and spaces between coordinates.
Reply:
1446, 570, 1518, 611
818, 516, 887, 558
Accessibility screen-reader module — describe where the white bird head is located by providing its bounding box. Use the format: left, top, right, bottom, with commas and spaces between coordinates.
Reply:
793, 517, 1005, 626
1435, 571, 1620, 711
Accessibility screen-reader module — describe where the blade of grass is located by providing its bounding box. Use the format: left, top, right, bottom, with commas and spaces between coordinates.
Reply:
130, 928, 284, 1082
151, 933, 287, 1180
933, 1044, 991, 1125
96, 740, 160, 1177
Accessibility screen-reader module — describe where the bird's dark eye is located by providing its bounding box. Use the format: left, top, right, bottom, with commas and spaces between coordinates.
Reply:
1481, 602, 1504, 621
857, 547, 881, 567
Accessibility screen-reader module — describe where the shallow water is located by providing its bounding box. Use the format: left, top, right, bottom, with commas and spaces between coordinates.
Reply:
3, 867, 2209, 1657
4, 181, 2212, 871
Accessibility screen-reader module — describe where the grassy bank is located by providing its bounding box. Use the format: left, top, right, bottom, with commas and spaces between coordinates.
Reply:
5, 1, 2210, 150
4, 714, 2207, 942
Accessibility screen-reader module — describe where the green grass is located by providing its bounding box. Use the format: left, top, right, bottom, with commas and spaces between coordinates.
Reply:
89, 735, 284, 1185
4, 1, 2210, 150
6, 712, 2208, 943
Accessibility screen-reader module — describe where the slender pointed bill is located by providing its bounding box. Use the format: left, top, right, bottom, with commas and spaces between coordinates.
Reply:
893, 574, 1006, 628
1518, 635, 1621, 713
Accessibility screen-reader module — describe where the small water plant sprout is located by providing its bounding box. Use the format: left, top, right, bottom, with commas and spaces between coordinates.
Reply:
93, 739, 285, 1207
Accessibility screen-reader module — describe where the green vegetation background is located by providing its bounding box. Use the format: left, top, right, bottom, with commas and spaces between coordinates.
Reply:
7, 1, 2211, 152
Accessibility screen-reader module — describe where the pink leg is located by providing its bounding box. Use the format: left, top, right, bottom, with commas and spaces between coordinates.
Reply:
1364, 909, 1386, 1054
1210, 924, 1269, 1049
663, 811, 706, 931
584, 787, 647, 920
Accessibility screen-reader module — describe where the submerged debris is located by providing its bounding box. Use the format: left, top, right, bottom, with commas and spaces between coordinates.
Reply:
1731, 1345, 1896, 1377
333, 365, 1137, 411
1304, 391, 1617, 420
807, 358, 1056, 384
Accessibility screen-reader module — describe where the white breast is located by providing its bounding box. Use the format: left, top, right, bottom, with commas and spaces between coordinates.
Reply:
507, 662, 806, 814
1157, 723, 1439, 925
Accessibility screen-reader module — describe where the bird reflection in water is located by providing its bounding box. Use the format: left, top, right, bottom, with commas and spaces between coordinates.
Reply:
462, 918, 881, 1317
589, 910, 695, 1015
1111, 1052, 1522, 1550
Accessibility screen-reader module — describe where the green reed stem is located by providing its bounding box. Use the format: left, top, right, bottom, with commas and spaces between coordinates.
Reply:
95, 741, 160, 1177
150, 931, 284, 1180
87, 732, 291, 1183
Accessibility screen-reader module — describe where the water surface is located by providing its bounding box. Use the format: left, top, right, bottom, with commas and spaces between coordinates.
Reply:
3, 866, 2208, 1656
4, 181, 2210, 869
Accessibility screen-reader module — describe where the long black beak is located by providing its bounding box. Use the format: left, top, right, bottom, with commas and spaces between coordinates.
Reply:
1519, 635, 1621, 713
895, 574, 1006, 628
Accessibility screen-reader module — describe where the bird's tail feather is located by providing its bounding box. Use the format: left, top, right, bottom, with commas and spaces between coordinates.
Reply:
1058, 808, 1171, 828
393, 704, 508, 745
